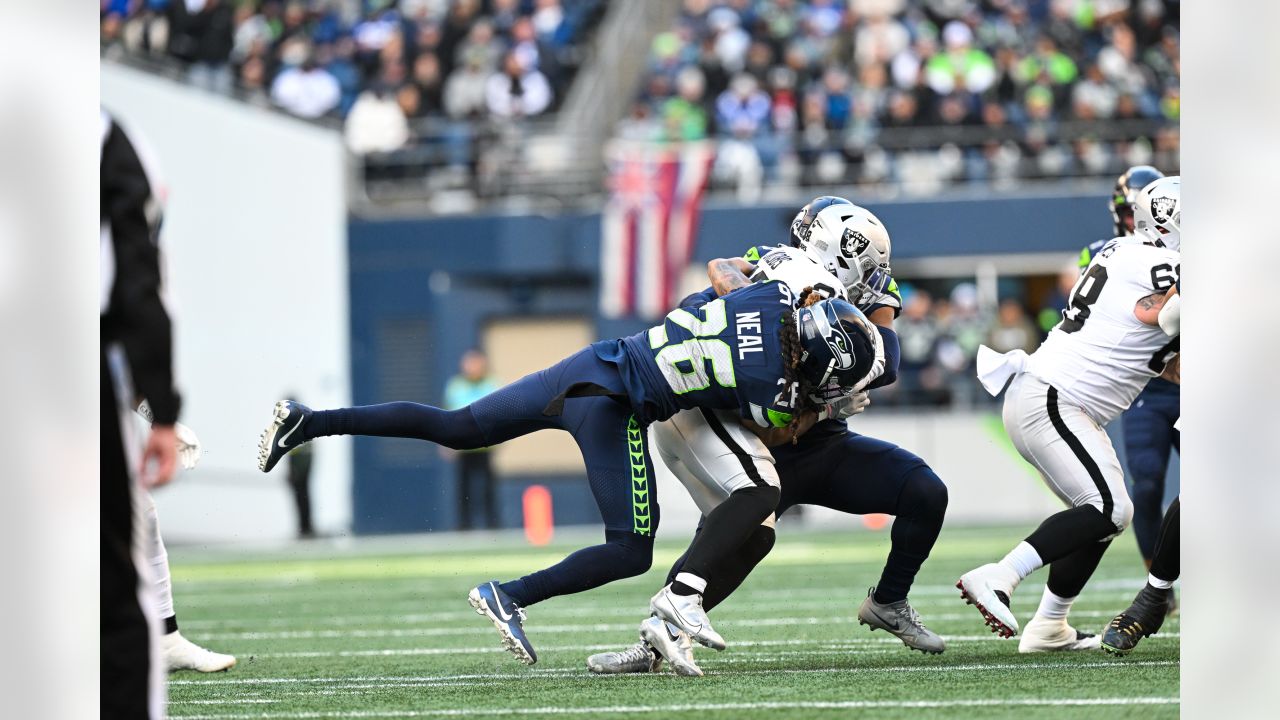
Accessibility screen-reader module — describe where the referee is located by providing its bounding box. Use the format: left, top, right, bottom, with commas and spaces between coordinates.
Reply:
101, 110, 182, 719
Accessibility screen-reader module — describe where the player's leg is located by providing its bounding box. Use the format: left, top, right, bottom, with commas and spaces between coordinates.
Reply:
960, 374, 1131, 642
1103, 497, 1179, 655
775, 434, 948, 653
1121, 395, 1176, 566
257, 347, 606, 473
649, 409, 780, 652
140, 492, 236, 672
470, 369, 658, 666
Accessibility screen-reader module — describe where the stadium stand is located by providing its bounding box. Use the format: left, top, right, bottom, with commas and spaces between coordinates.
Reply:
101, 1, 1179, 206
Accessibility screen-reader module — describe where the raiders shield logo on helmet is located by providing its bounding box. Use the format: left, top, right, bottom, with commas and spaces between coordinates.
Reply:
1150, 196, 1176, 224
840, 229, 870, 258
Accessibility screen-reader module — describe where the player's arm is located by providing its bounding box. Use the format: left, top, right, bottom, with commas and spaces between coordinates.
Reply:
1133, 290, 1170, 326
707, 257, 755, 296
1159, 354, 1180, 384
863, 306, 900, 389
1158, 284, 1180, 336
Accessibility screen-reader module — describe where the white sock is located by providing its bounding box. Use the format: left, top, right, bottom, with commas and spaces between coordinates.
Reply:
1000, 541, 1044, 581
1148, 573, 1174, 590
143, 493, 176, 619
1035, 587, 1075, 620
674, 572, 707, 594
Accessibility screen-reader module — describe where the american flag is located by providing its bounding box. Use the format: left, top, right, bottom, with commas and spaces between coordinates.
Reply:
600, 141, 715, 319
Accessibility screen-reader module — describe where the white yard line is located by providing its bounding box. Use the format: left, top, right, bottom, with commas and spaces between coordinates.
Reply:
171, 658, 1177, 688
170, 696, 1179, 718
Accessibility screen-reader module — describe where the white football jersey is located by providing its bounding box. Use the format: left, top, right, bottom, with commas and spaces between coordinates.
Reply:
1027, 240, 1179, 425
749, 246, 848, 301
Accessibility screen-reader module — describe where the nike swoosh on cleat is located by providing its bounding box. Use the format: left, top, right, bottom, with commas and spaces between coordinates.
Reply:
277, 413, 302, 449
666, 598, 701, 633
489, 585, 514, 622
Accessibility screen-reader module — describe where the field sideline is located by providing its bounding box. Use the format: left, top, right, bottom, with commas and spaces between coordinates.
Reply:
165, 523, 1179, 719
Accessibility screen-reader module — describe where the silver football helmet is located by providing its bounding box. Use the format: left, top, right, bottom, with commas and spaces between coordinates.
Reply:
1133, 176, 1180, 252
797, 203, 893, 302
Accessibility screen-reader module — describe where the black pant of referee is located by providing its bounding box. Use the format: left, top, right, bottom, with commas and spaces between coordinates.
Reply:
102, 350, 154, 719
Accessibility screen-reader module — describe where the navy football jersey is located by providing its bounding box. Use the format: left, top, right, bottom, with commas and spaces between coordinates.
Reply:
595, 281, 802, 427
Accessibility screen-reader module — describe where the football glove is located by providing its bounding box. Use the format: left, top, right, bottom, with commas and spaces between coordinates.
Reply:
137, 400, 202, 469
818, 390, 871, 421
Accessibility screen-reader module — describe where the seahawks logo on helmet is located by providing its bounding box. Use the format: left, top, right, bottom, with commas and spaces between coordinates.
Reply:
840, 229, 870, 259
1150, 196, 1176, 224
825, 328, 855, 371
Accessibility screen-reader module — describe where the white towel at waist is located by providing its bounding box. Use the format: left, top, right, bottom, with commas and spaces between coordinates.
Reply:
975, 344, 1029, 396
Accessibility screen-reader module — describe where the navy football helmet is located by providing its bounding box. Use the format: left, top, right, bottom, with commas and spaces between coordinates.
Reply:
1110, 165, 1164, 237
789, 195, 853, 248
794, 298, 878, 390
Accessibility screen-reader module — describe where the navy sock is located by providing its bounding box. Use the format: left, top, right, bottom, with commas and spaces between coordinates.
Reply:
500, 530, 653, 607
305, 402, 488, 450
875, 466, 948, 604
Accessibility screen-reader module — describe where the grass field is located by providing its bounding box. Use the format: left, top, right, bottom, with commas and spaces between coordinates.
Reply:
164, 523, 1178, 719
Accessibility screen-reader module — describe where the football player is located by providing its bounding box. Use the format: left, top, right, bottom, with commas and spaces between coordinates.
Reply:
962, 177, 1181, 652
1103, 280, 1180, 656
1079, 167, 1180, 597
256, 283, 881, 666
588, 198, 951, 676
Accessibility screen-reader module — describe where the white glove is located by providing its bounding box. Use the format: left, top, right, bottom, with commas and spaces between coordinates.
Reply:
820, 390, 871, 421
174, 422, 202, 469
136, 400, 202, 469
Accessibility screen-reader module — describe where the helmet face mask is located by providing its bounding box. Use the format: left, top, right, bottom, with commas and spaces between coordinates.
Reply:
1132, 176, 1181, 252
1111, 165, 1164, 237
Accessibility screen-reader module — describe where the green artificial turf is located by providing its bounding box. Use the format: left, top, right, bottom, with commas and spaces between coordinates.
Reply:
164, 523, 1178, 719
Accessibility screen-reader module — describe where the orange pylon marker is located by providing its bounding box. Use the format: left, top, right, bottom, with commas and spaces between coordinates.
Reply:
523, 485, 555, 546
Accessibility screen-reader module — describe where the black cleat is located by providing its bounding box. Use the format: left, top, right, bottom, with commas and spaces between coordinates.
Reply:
257, 400, 313, 473
1102, 583, 1174, 656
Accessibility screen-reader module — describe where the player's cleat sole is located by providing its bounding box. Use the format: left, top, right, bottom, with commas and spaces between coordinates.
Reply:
1017, 614, 1101, 653
857, 589, 946, 654
586, 640, 662, 675
1101, 583, 1173, 656
639, 616, 702, 677
650, 585, 725, 651
163, 631, 236, 673
957, 564, 1020, 638
468, 581, 537, 665
257, 400, 312, 473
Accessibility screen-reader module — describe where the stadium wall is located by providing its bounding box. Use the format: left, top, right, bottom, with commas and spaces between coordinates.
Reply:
102, 63, 352, 543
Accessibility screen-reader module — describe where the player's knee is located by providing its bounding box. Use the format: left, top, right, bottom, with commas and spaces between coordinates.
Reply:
899, 465, 948, 522
1111, 497, 1135, 535
605, 530, 654, 578
734, 483, 781, 516
742, 524, 776, 566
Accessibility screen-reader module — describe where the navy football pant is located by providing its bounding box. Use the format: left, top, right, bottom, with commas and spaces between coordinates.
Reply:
1121, 386, 1180, 562
306, 347, 658, 606
668, 431, 948, 607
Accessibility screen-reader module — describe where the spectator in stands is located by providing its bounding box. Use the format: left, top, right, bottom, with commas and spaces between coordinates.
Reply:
444, 350, 501, 531
485, 50, 553, 119
345, 85, 410, 155
455, 19, 505, 75
166, 0, 235, 94
444, 48, 491, 119
715, 73, 771, 139
894, 289, 943, 406
663, 67, 710, 141
271, 54, 341, 119
412, 52, 447, 117
987, 298, 1039, 355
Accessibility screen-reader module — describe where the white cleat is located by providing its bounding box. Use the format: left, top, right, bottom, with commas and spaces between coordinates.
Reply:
957, 563, 1021, 638
163, 631, 236, 672
638, 616, 702, 677
587, 639, 662, 675
1018, 614, 1102, 653
649, 584, 725, 651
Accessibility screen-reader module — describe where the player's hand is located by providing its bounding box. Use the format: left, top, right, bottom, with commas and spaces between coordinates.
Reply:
822, 390, 871, 420
175, 422, 202, 469
141, 425, 180, 487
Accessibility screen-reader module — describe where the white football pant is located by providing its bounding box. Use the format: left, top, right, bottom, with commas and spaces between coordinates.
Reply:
652, 408, 779, 528
1003, 373, 1134, 535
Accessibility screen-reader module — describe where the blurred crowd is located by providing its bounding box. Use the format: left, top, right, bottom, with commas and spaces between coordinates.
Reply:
620, 0, 1180, 195
100, 0, 605, 157
876, 268, 1078, 408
